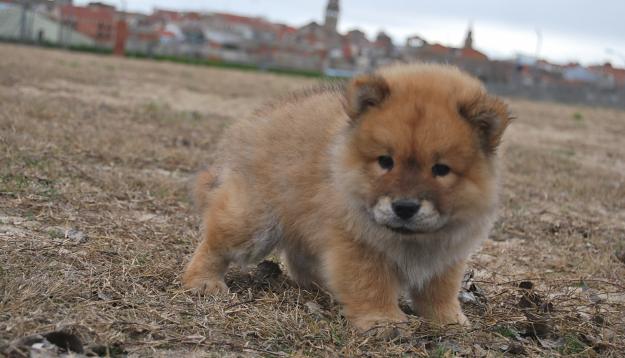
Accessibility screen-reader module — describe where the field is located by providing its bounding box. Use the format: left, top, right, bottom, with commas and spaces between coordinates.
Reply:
1, 43, 624, 357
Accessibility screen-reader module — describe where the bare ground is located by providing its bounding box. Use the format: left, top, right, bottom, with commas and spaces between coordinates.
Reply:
1, 44, 624, 357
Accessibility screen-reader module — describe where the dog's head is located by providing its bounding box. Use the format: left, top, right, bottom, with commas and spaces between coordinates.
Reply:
336, 64, 511, 235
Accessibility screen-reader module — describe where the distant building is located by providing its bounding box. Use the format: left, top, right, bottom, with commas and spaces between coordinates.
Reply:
346, 29, 368, 49
294, 0, 342, 51
460, 26, 487, 61
405, 26, 487, 62
324, 0, 339, 35
0, 0, 72, 13
0, 5, 94, 46
563, 64, 613, 88
589, 63, 625, 89
403, 26, 492, 80
120, 0, 396, 74
58, 2, 116, 46
373, 31, 394, 57
323, 0, 342, 49
148, 8, 201, 24
463, 25, 473, 50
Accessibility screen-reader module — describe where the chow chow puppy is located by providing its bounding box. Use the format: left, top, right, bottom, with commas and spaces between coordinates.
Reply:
183, 63, 510, 331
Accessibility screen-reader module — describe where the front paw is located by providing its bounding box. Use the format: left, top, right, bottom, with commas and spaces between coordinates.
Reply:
351, 313, 409, 340
183, 274, 229, 295
360, 321, 411, 341
431, 308, 470, 327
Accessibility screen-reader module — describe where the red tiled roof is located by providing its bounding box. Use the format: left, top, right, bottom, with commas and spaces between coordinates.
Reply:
275, 25, 297, 40
428, 43, 452, 55
158, 29, 176, 38
459, 47, 488, 61
277, 25, 297, 34
418, 43, 487, 61
213, 12, 274, 31
149, 9, 201, 22
60, 4, 115, 22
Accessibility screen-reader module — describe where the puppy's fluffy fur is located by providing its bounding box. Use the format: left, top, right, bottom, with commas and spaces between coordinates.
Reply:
183, 63, 511, 330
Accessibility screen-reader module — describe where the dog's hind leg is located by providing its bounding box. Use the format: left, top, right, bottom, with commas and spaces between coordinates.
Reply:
280, 240, 322, 289
183, 174, 273, 294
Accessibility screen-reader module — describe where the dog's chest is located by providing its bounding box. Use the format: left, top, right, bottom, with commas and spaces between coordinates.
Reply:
387, 226, 485, 290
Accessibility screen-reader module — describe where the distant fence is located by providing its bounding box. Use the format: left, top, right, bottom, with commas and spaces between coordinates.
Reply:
487, 83, 625, 110
0, 36, 112, 54
0, 39, 322, 78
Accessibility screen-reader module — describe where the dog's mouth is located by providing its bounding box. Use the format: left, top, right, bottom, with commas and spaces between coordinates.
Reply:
382, 218, 449, 235
385, 225, 419, 235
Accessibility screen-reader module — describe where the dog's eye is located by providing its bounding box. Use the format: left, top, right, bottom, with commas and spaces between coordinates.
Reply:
432, 163, 451, 177
377, 155, 394, 170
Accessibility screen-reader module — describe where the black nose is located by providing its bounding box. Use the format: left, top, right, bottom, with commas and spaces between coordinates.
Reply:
391, 200, 420, 220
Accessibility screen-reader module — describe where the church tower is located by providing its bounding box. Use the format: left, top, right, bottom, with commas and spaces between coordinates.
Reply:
463, 24, 474, 49
324, 0, 339, 35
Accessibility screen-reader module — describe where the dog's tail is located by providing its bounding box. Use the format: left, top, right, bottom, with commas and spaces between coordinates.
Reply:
190, 168, 219, 212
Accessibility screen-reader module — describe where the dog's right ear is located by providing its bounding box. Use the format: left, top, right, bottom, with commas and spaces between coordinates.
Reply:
459, 94, 512, 155
344, 74, 390, 121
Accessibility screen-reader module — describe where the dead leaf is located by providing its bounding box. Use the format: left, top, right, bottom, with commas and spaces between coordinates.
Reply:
518, 292, 542, 309
43, 331, 84, 354
506, 342, 527, 354
518, 281, 534, 290
522, 312, 551, 338
255, 260, 282, 280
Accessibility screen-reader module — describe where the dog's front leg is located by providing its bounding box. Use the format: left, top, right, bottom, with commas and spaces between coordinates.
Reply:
410, 260, 469, 326
321, 233, 406, 333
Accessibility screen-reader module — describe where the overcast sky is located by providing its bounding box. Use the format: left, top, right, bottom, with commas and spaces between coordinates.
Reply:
76, 0, 625, 65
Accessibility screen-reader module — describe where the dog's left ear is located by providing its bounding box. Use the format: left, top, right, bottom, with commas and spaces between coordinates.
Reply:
344, 74, 390, 122
460, 95, 512, 155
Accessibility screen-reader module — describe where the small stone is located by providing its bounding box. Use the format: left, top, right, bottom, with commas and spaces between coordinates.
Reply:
616, 250, 625, 264
588, 290, 605, 304
458, 291, 477, 304
97, 291, 112, 301
65, 228, 87, 243
537, 337, 564, 349
305, 301, 327, 318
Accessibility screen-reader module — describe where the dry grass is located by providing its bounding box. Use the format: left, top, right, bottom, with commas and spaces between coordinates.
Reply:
1, 43, 624, 357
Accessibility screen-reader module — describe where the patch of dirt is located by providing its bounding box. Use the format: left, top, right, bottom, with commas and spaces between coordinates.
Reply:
1, 44, 624, 356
